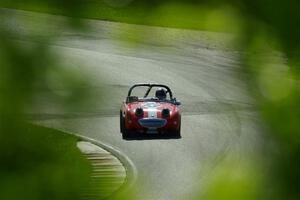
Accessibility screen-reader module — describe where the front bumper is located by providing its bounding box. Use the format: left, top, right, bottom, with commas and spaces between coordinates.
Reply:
138, 118, 167, 128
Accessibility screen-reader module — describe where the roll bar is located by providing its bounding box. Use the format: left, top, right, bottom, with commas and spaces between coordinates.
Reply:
127, 83, 173, 99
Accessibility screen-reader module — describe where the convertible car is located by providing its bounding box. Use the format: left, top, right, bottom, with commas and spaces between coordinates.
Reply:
120, 84, 181, 138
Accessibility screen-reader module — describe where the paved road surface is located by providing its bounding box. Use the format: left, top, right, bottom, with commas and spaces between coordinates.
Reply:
1, 9, 263, 200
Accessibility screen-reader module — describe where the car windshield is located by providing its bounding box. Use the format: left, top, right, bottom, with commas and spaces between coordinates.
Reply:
130, 86, 171, 101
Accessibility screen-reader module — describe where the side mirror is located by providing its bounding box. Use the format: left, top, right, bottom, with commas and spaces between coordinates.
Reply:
175, 101, 181, 105
172, 98, 181, 105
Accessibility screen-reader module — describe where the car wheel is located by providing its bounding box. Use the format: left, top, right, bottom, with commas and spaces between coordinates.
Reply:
120, 111, 124, 133
174, 124, 181, 138
122, 128, 130, 139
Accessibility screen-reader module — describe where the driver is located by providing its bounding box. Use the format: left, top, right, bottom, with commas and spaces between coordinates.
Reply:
155, 88, 167, 100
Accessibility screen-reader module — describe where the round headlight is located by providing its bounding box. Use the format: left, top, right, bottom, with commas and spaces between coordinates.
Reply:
162, 108, 170, 118
135, 107, 144, 117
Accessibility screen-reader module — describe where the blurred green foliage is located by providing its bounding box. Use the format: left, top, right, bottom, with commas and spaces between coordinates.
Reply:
0, 124, 91, 200
0, 1, 93, 200
1, 0, 300, 200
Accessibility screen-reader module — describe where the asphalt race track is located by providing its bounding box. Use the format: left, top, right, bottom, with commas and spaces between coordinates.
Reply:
2, 9, 263, 200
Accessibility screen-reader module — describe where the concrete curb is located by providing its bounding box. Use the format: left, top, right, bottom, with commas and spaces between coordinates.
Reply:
44, 126, 137, 199
74, 134, 138, 199
32, 123, 137, 199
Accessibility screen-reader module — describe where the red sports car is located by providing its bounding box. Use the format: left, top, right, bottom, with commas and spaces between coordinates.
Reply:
120, 84, 181, 139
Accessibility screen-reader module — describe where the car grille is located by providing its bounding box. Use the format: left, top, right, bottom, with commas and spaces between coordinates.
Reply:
138, 118, 167, 128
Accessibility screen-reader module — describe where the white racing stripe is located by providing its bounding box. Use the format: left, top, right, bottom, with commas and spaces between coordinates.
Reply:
147, 109, 157, 118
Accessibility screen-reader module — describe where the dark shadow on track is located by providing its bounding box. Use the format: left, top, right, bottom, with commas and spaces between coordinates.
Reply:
122, 132, 182, 140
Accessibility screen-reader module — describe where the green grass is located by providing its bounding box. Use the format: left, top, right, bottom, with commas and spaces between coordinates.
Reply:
0, 123, 91, 200
0, 1, 151, 25
0, 1, 234, 32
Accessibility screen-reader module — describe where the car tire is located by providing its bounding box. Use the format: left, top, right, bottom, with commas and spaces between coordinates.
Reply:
120, 111, 124, 133
122, 128, 130, 139
120, 112, 130, 139
174, 123, 181, 138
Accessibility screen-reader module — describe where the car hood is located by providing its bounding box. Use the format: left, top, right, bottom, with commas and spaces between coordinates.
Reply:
127, 102, 178, 112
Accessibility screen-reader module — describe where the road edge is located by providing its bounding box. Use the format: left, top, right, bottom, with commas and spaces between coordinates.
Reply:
35, 125, 138, 199
74, 133, 138, 199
